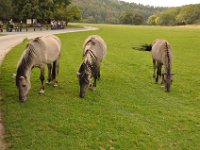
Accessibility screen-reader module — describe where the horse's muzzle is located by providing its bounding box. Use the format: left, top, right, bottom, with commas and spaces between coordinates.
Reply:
19, 96, 26, 102
80, 93, 85, 98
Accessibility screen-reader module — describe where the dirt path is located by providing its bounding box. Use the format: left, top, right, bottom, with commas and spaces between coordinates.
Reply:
0, 26, 98, 149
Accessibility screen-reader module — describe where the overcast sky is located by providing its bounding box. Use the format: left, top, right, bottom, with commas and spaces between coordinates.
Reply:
121, 0, 200, 7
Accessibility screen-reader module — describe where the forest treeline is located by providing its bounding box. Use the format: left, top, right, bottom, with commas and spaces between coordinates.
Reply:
0, 0, 81, 24
72, 0, 165, 24
73, 0, 200, 25
148, 4, 200, 25
0, 0, 199, 25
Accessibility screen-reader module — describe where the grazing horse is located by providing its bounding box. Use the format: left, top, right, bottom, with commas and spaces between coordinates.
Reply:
77, 35, 107, 98
16, 35, 61, 102
133, 39, 173, 92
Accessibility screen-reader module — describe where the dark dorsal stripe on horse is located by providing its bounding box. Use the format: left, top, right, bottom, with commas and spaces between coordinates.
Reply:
165, 42, 171, 75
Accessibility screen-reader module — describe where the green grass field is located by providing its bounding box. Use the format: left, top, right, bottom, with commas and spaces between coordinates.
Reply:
0, 24, 200, 149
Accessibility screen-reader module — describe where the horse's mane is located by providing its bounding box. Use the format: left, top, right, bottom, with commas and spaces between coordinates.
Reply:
83, 36, 106, 51
16, 43, 36, 86
83, 38, 96, 51
85, 38, 96, 46
33, 37, 41, 42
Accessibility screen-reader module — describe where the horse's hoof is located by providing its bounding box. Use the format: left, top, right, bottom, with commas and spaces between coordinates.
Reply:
160, 85, 165, 88
53, 83, 58, 87
46, 81, 50, 85
92, 87, 96, 91
39, 90, 45, 95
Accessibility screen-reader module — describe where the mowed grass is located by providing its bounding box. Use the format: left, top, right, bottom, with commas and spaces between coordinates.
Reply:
0, 24, 200, 149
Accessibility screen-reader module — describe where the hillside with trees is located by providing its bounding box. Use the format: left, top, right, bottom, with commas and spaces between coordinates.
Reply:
148, 4, 200, 25
72, 0, 165, 24
0, 0, 199, 26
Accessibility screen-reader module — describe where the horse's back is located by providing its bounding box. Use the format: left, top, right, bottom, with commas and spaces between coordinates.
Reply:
83, 35, 107, 62
152, 39, 172, 64
31, 35, 61, 64
41, 35, 61, 53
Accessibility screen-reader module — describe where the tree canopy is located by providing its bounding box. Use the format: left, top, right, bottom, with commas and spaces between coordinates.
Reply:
148, 4, 200, 25
0, 0, 12, 20
72, 0, 165, 24
0, 0, 81, 24
1, 0, 199, 26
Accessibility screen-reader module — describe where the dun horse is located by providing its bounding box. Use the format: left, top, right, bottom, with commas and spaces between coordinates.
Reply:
16, 35, 61, 101
133, 39, 173, 92
77, 35, 107, 98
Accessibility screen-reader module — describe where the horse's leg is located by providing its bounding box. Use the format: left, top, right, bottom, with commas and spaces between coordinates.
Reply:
153, 59, 156, 80
39, 65, 45, 94
160, 65, 165, 85
47, 63, 52, 84
92, 76, 97, 91
161, 73, 164, 85
97, 66, 100, 80
52, 59, 60, 87
156, 63, 162, 83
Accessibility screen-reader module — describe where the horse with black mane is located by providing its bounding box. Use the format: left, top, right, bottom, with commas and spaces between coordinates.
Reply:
16, 35, 61, 102
133, 39, 174, 92
77, 35, 107, 98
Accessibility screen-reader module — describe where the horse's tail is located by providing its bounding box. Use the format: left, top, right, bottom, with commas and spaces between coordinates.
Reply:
132, 44, 152, 52
165, 41, 172, 92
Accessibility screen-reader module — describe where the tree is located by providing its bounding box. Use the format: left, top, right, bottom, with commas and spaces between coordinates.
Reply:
148, 15, 157, 25
11, 0, 41, 21
176, 5, 200, 24
73, 0, 165, 24
120, 12, 144, 25
54, 4, 81, 24
10, 0, 71, 22
0, 0, 12, 20
38, 0, 54, 21
156, 8, 180, 25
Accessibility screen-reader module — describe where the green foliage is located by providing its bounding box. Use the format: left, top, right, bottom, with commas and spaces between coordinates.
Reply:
0, 0, 12, 20
54, 4, 81, 22
1, 24, 200, 149
148, 15, 157, 25
176, 5, 200, 24
120, 12, 144, 25
73, 0, 165, 24
148, 4, 200, 25
0, 0, 80, 23
156, 8, 180, 25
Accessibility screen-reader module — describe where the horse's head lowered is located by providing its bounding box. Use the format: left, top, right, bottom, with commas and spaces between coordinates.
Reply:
77, 63, 91, 98
162, 72, 174, 92
16, 75, 31, 102
16, 44, 34, 102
